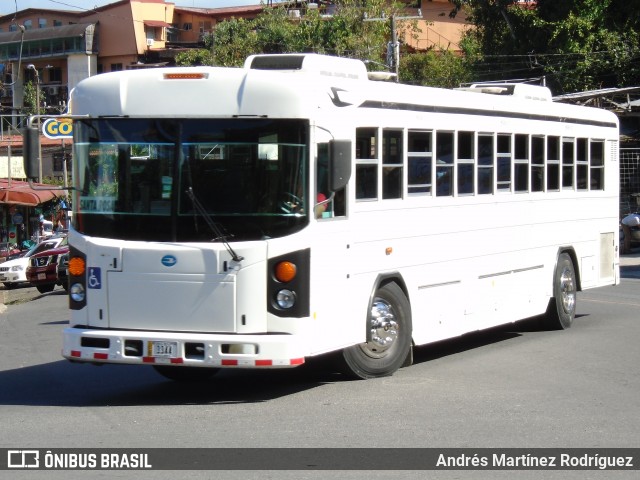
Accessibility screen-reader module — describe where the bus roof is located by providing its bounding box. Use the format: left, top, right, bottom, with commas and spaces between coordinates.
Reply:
69, 54, 618, 129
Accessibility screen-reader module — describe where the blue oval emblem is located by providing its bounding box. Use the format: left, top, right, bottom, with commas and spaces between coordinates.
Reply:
161, 255, 177, 267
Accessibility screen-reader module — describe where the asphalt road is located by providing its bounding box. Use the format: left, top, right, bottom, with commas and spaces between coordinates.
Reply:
0, 267, 639, 480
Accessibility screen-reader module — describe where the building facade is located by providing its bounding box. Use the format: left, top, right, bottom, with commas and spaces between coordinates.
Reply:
0, 0, 468, 117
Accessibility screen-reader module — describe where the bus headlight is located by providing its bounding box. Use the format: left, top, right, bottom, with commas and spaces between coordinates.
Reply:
70, 283, 86, 302
276, 289, 296, 309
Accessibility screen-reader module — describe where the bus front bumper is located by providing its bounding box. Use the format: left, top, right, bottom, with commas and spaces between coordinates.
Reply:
62, 327, 306, 368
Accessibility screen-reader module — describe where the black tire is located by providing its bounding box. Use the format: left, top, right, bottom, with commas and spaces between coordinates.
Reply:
3, 282, 16, 289
545, 253, 577, 330
152, 365, 220, 382
342, 282, 412, 379
36, 284, 55, 294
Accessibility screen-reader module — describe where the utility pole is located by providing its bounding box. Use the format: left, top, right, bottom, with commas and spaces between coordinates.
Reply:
388, 15, 399, 80
27, 64, 42, 183
366, 10, 422, 82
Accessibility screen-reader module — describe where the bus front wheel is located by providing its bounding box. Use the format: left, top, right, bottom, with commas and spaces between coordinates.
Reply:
342, 282, 412, 379
545, 253, 577, 330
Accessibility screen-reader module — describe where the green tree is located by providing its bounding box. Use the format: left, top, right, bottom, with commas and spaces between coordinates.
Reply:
399, 49, 471, 88
450, 0, 640, 93
22, 81, 40, 116
209, 17, 258, 66
175, 47, 214, 67
176, 1, 414, 73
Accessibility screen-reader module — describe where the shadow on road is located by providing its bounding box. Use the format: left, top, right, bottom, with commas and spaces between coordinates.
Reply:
621, 265, 640, 279
0, 357, 347, 407
0, 313, 566, 408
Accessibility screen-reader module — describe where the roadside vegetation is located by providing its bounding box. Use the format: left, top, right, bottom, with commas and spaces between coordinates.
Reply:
175, 0, 640, 94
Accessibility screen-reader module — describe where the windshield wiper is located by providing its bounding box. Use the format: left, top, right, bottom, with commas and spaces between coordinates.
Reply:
185, 187, 244, 262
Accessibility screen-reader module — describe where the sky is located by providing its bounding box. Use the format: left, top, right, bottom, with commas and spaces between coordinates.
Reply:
2, 0, 264, 15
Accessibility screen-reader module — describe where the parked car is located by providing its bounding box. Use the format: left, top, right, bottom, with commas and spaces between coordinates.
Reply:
0, 237, 66, 289
57, 251, 70, 291
25, 238, 69, 293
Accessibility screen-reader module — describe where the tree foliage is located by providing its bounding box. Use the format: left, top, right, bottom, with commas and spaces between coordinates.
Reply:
450, 0, 640, 93
399, 50, 471, 88
175, 48, 214, 67
22, 81, 39, 116
175, 0, 640, 93
176, 0, 410, 72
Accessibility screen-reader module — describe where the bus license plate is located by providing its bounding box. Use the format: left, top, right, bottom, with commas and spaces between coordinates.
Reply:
149, 341, 178, 357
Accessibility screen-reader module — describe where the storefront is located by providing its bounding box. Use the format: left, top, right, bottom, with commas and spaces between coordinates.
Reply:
0, 179, 64, 257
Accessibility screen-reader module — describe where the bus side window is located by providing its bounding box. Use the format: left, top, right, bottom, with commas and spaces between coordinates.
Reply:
477, 134, 494, 195
355, 127, 378, 200
457, 131, 475, 196
317, 143, 345, 218
383, 129, 403, 199
547, 136, 560, 191
408, 130, 433, 195
436, 131, 454, 196
514, 133, 529, 193
576, 138, 588, 190
531, 136, 545, 192
497, 133, 512, 192
589, 140, 605, 190
562, 137, 575, 189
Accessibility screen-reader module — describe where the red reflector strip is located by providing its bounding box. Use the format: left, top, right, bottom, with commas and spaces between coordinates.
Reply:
93, 353, 108, 360
71, 350, 81, 358
219, 358, 305, 366
143, 357, 184, 364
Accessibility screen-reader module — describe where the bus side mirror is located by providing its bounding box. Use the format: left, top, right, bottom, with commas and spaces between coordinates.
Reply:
21, 126, 40, 180
328, 139, 351, 192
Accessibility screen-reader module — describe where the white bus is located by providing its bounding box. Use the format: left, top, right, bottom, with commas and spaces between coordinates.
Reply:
24, 54, 620, 380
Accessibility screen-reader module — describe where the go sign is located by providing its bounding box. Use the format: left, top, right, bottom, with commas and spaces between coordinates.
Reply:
42, 118, 73, 139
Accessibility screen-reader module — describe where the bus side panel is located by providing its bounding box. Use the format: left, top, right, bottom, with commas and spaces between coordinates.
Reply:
306, 221, 364, 356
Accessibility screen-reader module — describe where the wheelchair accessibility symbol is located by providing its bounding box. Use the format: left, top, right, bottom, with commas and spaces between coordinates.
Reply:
88, 267, 101, 289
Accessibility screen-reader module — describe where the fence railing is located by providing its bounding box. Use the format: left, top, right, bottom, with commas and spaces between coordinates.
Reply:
621, 148, 640, 217
0, 114, 30, 139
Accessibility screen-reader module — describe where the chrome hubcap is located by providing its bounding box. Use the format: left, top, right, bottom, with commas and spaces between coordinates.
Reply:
361, 299, 398, 358
560, 266, 576, 314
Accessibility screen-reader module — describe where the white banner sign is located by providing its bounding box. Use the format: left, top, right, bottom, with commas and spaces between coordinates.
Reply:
0, 156, 27, 179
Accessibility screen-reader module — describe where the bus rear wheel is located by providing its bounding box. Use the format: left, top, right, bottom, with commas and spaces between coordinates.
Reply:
153, 365, 220, 382
545, 253, 577, 330
342, 282, 412, 379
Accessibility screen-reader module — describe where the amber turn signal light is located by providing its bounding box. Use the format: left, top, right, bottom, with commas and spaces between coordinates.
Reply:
274, 261, 297, 283
68, 257, 86, 276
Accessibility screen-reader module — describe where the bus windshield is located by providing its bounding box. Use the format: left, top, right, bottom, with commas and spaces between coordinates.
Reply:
73, 118, 309, 242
